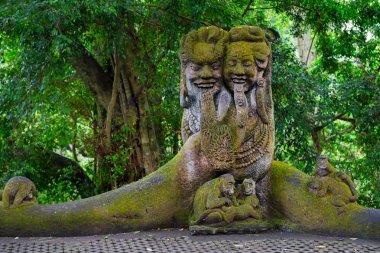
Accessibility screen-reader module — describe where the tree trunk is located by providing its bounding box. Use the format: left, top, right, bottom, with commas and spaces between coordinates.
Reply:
311, 129, 322, 155
71, 41, 161, 191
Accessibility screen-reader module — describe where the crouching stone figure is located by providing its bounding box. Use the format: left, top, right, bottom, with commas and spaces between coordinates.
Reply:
190, 174, 237, 225
1, 176, 38, 208
308, 156, 358, 213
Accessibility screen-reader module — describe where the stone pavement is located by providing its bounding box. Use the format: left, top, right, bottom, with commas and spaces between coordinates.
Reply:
0, 229, 379, 253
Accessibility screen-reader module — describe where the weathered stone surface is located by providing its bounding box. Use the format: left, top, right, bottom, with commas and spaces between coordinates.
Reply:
190, 219, 273, 235
0, 151, 189, 236
268, 161, 380, 240
179, 26, 229, 143
190, 174, 237, 226
308, 156, 358, 213
180, 26, 275, 184
0, 157, 379, 239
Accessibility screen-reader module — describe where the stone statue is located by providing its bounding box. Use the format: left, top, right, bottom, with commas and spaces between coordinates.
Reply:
1, 176, 38, 208
308, 156, 358, 213
224, 26, 275, 182
179, 26, 230, 143
231, 178, 263, 220
190, 175, 264, 229
190, 174, 237, 225
180, 26, 275, 181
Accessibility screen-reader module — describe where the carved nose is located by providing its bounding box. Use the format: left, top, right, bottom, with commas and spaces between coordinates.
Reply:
200, 65, 212, 78
233, 62, 244, 75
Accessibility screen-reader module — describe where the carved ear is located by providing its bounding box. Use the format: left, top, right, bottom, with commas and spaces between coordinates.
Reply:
264, 28, 280, 43
180, 66, 189, 108
255, 58, 269, 70
180, 88, 189, 108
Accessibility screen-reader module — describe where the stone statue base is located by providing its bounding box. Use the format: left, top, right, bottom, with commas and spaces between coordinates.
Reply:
189, 219, 273, 235
0, 156, 379, 239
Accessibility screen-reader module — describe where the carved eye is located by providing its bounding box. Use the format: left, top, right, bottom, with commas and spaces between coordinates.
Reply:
228, 60, 237, 67
243, 60, 252, 67
190, 63, 201, 71
211, 62, 220, 70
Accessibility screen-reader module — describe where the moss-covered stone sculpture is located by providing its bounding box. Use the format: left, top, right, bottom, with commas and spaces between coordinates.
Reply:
189, 175, 269, 235
1, 176, 38, 208
0, 26, 378, 239
233, 178, 263, 221
179, 26, 229, 142
190, 173, 237, 225
268, 161, 380, 239
308, 156, 358, 214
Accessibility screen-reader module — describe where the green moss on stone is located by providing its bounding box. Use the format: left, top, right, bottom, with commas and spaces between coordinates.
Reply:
268, 161, 379, 239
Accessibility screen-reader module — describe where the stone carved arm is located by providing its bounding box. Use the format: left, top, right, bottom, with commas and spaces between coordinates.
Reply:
335, 172, 358, 200
206, 196, 232, 209
200, 88, 234, 170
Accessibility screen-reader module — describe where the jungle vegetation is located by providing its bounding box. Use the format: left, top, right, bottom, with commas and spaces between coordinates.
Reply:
0, 0, 379, 207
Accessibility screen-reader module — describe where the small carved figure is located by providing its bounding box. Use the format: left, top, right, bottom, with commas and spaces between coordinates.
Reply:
2, 176, 38, 208
309, 156, 358, 213
223, 178, 262, 221
190, 174, 237, 225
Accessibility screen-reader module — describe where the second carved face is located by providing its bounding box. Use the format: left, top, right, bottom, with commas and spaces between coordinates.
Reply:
223, 41, 257, 93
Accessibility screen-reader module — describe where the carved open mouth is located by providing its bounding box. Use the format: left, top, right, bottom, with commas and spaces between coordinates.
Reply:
195, 81, 216, 88
231, 78, 247, 85
244, 190, 253, 195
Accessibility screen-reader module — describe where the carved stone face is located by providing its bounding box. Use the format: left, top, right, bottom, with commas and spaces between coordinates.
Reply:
185, 43, 223, 93
242, 179, 256, 195
316, 167, 329, 177
224, 41, 256, 93
316, 156, 329, 177
221, 175, 235, 197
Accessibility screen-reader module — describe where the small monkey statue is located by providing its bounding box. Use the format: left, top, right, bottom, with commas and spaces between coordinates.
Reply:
190, 174, 237, 225
309, 156, 358, 213
223, 178, 263, 221
1, 176, 38, 208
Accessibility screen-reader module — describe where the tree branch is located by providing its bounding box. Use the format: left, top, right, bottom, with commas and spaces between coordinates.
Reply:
305, 30, 317, 65
70, 45, 113, 111
311, 112, 346, 131
325, 117, 356, 142
242, 0, 254, 17
104, 47, 121, 149
248, 7, 275, 10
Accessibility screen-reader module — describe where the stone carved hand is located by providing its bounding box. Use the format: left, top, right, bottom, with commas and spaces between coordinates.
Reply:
200, 89, 235, 171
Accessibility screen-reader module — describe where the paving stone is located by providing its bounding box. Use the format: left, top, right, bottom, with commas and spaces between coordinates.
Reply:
0, 233, 379, 253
